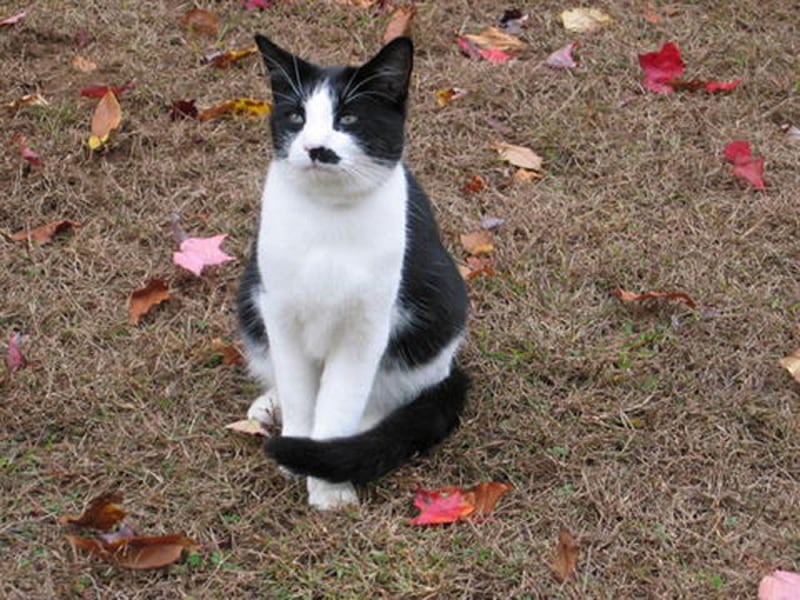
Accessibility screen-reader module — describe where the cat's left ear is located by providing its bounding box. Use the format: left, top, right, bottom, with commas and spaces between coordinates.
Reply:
354, 37, 414, 105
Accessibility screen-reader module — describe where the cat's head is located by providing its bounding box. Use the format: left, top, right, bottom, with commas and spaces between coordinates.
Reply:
255, 34, 413, 194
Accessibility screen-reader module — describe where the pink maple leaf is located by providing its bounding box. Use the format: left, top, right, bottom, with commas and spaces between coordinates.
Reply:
478, 48, 513, 64
7, 332, 27, 373
544, 42, 579, 69
0, 10, 26, 27
705, 79, 742, 93
244, 0, 273, 8
723, 140, 766, 190
408, 488, 475, 526
639, 42, 685, 93
759, 570, 800, 600
173, 234, 235, 276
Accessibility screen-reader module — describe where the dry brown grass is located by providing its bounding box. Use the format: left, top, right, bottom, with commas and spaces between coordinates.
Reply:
2, 1, 799, 598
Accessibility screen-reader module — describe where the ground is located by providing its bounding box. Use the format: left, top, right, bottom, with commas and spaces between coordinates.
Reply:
2, 1, 799, 598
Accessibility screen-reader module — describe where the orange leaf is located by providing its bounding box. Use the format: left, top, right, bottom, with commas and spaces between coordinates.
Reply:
178, 8, 219, 37
212, 338, 244, 366
459, 256, 496, 281
551, 527, 579, 582
460, 230, 494, 255
512, 168, 544, 183
58, 491, 126, 531
383, 6, 416, 44
611, 288, 696, 309
66, 533, 200, 570
128, 279, 170, 326
198, 98, 272, 121
779, 350, 800, 384
89, 91, 122, 149
10, 220, 80, 244
435, 87, 468, 108
204, 45, 258, 68
461, 174, 485, 193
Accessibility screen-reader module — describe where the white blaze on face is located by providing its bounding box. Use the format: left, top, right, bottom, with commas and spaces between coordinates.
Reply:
288, 84, 347, 168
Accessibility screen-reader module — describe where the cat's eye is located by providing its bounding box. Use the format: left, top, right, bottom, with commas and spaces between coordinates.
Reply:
287, 111, 304, 125
339, 114, 358, 125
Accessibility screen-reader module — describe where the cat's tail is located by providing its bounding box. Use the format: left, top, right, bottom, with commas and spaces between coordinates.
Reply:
264, 366, 469, 485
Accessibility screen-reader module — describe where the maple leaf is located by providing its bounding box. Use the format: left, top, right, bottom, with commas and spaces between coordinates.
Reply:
225, 419, 269, 436
173, 235, 235, 276
611, 288, 697, 309
409, 488, 475, 525
58, 492, 127, 531
723, 140, 766, 190
545, 42, 579, 69
80, 81, 135, 99
13, 133, 43, 167
178, 8, 219, 37
128, 279, 170, 326
10, 220, 80, 244
639, 42, 685, 93
492, 142, 543, 171
6, 332, 27, 373
759, 570, 800, 600
0, 10, 26, 27
203, 46, 258, 68
551, 527, 579, 582
460, 230, 494, 255
198, 98, 272, 121
89, 91, 122, 150
170, 99, 198, 121
560, 8, 613, 32
383, 6, 415, 44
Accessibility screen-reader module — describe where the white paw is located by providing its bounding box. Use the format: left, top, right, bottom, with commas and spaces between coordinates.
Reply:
278, 465, 301, 480
307, 477, 359, 511
247, 389, 280, 425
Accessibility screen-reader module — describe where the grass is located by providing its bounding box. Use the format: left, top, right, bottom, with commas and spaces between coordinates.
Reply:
2, 0, 799, 598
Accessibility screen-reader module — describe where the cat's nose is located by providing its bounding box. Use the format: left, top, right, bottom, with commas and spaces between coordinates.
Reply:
306, 145, 340, 165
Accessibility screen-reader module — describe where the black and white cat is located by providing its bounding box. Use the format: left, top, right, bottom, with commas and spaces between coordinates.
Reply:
237, 34, 468, 509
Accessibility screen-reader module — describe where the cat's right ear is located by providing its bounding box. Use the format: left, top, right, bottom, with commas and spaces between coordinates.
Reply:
255, 34, 314, 100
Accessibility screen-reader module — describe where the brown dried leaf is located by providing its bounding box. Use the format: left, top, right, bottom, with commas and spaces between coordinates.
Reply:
464, 26, 526, 54
492, 142, 543, 171
71, 55, 97, 72
178, 8, 219, 37
466, 482, 513, 515
10, 220, 81, 244
66, 533, 200, 570
460, 230, 494, 255
383, 6, 415, 44
89, 91, 122, 150
611, 288, 697, 309
5, 93, 49, 111
58, 492, 126, 531
460, 256, 496, 281
551, 527, 579, 582
779, 350, 800, 383
128, 279, 170, 326
212, 338, 244, 366
461, 174, 485, 193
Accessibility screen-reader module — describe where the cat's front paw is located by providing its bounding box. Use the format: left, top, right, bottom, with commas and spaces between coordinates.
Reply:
307, 477, 359, 510
247, 389, 281, 425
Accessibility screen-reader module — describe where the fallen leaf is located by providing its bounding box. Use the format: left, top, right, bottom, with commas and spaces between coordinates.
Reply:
74, 29, 94, 49
198, 98, 272, 121
512, 168, 544, 183
89, 91, 122, 150
643, 11, 662, 24
383, 5, 415, 44
492, 142, 543, 171
705, 79, 742, 93
723, 140, 766, 190
129, 279, 170, 326
464, 26, 526, 55
480, 216, 505, 230
6, 332, 27, 373
784, 125, 800, 141
173, 235, 235, 276
460, 256, 496, 281
435, 87, 468, 108
170, 99, 198, 121
456, 37, 482, 60
611, 288, 697, 309
203, 45, 258, 68
5, 93, 49, 111
71, 55, 97, 72
178, 8, 219, 37
460, 230, 494, 255
779, 350, 800, 384
0, 10, 26, 27
212, 338, 244, 365
225, 419, 268, 436
551, 527, 579, 582
461, 174, 485, 193
58, 492, 126, 531
13, 133, 43, 167
66, 533, 200, 570
10, 220, 80, 244
408, 488, 475, 525
98, 522, 135, 545
499, 9, 528, 35
544, 42, 579, 69
456, 37, 513, 63
560, 7, 613, 32
244, 0, 274, 8
80, 81, 135, 99
465, 482, 513, 515
639, 42, 684, 93
759, 569, 800, 600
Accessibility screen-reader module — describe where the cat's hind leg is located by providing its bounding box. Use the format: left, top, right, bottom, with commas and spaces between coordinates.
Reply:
307, 477, 358, 510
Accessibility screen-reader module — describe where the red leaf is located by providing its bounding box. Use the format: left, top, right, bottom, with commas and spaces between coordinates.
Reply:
456, 37, 482, 61
479, 48, 513, 63
6, 332, 27, 373
80, 81, 135, 99
723, 141, 766, 190
723, 140, 753, 165
409, 488, 475, 525
638, 42, 685, 93
58, 492, 126, 531
705, 79, 741, 93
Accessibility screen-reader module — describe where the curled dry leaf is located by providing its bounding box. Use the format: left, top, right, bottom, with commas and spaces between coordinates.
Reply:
129, 279, 170, 326
6, 332, 27, 373
198, 98, 272, 121
383, 5, 415, 44
212, 338, 244, 366
179, 8, 219, 37
0, 10, 26, 27
459, 256, 496, 281
10, 220, 80, 244
204, 46, 258, 68
71, 55, 97, 72
779, 350, 800, 384
460, 230, 494, 255
66, 533, 200, 570
551, 527, 579, 582
435, 87, 468, 108
5, 93, 49, 111
464, 26, 526, 55
560, 7, 613, 33
58, 492, 126, 531
170, 99, 198, 121
225, 419, 269, 436
611, 288, 697, 309
89, 91, 122, 150
492, 142, 543, 171
467, 482, 513, 516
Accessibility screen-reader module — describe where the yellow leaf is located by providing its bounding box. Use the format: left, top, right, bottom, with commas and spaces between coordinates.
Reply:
492, 142, 543, 171
205, 46, 258, 68
460, 230, 494, 255
435, 87, 468, 108
198, 98, 272, 121
89, 91, 122, 150
560, 8, 614, 32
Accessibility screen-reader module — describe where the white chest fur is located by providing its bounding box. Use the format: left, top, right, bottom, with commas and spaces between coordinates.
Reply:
257, 162, 407, 360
